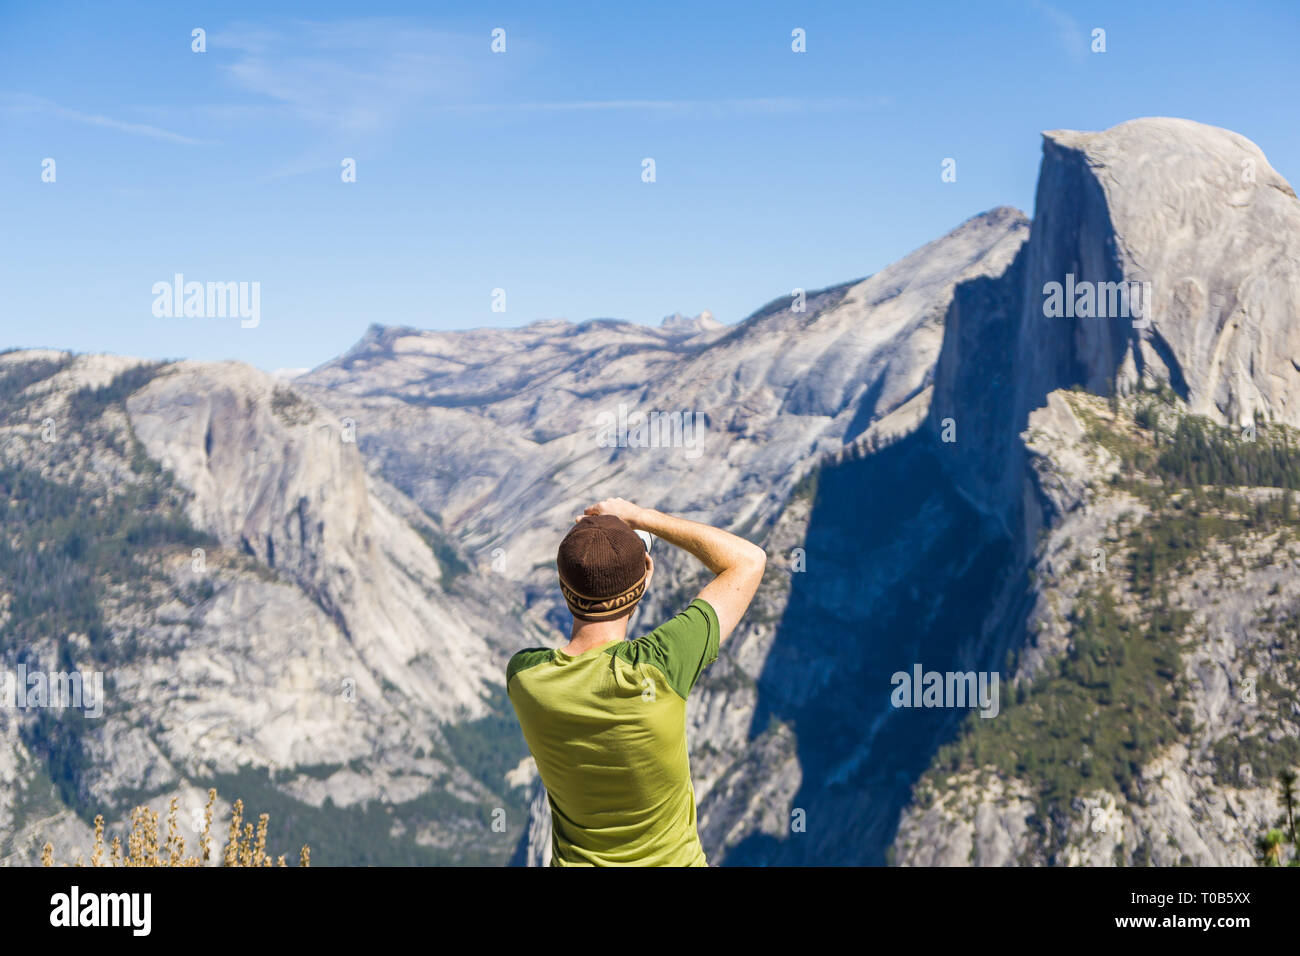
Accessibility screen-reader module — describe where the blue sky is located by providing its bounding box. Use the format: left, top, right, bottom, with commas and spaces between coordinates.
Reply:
2, 0, 1297, 372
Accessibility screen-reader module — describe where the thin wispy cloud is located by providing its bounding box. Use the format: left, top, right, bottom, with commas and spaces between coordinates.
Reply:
1, 93, 209, 145
1030, 0, 1088, 63
210, 19, 485, 136
197, 19, 890, 182
207, 20, 889, 135
442, 95, 893, 115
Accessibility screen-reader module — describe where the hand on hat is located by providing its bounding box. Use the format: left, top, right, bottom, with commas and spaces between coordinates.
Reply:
577, 497, 645, 529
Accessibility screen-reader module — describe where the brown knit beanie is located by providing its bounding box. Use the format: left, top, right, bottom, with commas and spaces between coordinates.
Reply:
557, 514, 648, 621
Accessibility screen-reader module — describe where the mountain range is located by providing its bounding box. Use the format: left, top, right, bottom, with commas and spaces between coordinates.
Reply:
2, 116, 1298, 866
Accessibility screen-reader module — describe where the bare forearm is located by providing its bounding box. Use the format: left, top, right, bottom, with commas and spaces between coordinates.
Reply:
576, 497, 765, 642
631, 508, 765, 575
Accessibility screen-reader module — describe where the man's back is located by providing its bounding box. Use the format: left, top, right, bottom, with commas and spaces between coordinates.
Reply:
506, 598, 720, 866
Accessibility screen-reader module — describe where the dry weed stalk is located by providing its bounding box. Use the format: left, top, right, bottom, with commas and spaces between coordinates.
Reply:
40, 789, 310, 868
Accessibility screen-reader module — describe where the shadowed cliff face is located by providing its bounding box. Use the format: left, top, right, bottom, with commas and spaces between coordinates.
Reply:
928, 128, 1138, 541
722, 433, 1016, 865
705, 123, 1138, 861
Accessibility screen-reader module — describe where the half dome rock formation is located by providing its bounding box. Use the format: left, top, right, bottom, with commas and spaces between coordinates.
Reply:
932, 117, 1300, 531
1043, 119, 1299, 427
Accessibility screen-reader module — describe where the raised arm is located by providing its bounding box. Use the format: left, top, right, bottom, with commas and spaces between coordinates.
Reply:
579, 498, 766, 644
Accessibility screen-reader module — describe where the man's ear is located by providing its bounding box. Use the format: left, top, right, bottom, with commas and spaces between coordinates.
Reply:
644, 552, 654, 587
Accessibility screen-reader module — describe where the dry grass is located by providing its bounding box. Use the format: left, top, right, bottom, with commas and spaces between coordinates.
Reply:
40, 789, 310, 867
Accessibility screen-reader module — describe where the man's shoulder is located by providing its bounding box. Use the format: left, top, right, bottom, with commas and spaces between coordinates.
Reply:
618, 599, 720, 699
630, 599, 718, 648
506, 647, 554, 685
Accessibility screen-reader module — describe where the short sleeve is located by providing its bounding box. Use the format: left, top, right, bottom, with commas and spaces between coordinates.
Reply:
507, 647, 553, 685
632, 599, 720, 699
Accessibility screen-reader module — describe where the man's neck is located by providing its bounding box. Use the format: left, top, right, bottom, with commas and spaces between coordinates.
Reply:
563, 617, 628, 655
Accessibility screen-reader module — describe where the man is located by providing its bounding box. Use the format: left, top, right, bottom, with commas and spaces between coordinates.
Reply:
506, 497, 766, 866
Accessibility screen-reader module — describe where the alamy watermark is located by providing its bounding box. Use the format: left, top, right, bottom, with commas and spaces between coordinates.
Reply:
50, 886, 150, 936
594, 403, 705, 460
151, 274, 260, 328
1042, 274, 1151, 329
890, 664, 999, 718
1, 664, 104, 717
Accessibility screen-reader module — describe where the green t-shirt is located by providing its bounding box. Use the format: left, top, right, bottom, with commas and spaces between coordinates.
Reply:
506, 598, 720, 867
